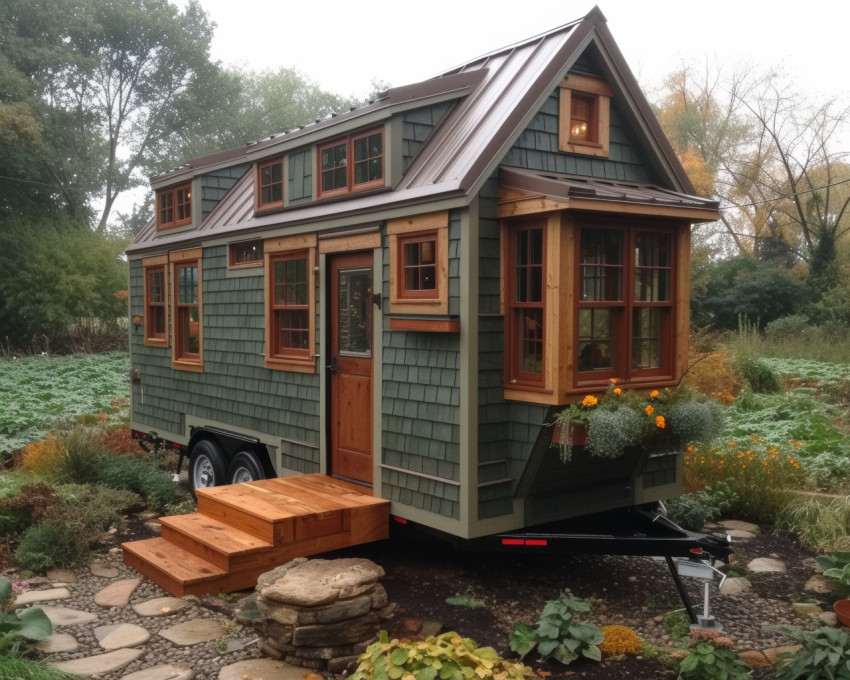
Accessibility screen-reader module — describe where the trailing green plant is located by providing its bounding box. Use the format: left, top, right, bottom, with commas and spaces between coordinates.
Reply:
678, 641, 751, 680
54, 484, 141, 535
12, 520, 90, 572
509, 589, 603, 665
664, 482, 737, 532
0, 578, 52, 655
660, 610, 691, 644
767, 625, 850, 679
96, 455, 177, 510
350, 631, 530, 680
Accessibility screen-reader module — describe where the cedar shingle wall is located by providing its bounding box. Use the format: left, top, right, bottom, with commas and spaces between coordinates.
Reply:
201, 164, 250, 219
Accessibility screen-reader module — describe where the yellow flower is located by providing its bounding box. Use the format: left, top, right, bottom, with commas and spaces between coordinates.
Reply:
582, 395, 598, 407
645, 405, 654, 416
655, 415, 666, 429
609, 377, 619, 384
649, 390, 659, 398
613, 387, 622, 395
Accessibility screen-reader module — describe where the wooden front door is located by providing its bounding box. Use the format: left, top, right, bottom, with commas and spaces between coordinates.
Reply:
329, 252, 374, 485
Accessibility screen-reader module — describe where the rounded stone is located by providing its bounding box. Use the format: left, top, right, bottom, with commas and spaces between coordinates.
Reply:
119, 663, 195, 680
91, 561, 121, 578
747, 557, 785, 573
39, 605, 99, 627
218, 658, 305, 680
13, 587, 72, 606
95, 578, 142, 608
95, 623, 152, 649
52, 648, 145, 675
132, 597, 192, 617
35, 632, 79, 653
260, 558, 384, 607
158, 620, 227, 646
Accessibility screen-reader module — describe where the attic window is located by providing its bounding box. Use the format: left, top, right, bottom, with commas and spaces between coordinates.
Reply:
257, 158, 284, 210
156, 182, 192, 230
559, 74, 612, 158
318, 128, 384, 199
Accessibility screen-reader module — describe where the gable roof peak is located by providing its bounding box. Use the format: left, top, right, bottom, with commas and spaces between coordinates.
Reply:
585, 5, 607, 23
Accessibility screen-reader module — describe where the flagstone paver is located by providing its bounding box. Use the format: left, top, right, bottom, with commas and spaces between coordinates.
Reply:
747, 557, 785, 573
36, 632, 79, 653
95, 623, 152, 649
158, 619, 227, 646
218, 658, 304, 680
38, 605, 99, 627
46, 568, 78, 583
719, 520, 759, 533
95, 578, 141, 608
805, 574, 836, 594
719, 577, 752, 595
91, 561, 121, 578
120, 664, 195, 680
725, 529, 755, 540
51, 648, 146, 676
132, 597, 192, 617
13, 586, 72, 606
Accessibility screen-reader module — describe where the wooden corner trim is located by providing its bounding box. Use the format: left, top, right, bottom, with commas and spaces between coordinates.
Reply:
389, 318, 460, 332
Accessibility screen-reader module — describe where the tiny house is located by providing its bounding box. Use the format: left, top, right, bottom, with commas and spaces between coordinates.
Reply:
124, 7, 719, 595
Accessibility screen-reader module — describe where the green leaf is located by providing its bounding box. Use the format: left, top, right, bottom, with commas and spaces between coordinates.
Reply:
0, 579, 11, 601
388, 665, 404, 679
391, 647, 410, 665
416, 667, 438, 680
582, 645, 601, 662
439, 660, 460, 680
11, 607, 52, 640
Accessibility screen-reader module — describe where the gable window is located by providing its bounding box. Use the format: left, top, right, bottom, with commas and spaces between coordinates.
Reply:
142, 255, 168, 347
170, 249, 203, 371
257, 158, 284, 210
264, 235, 317, 372
388, 211, 449, 316
157, 182, 192, 230
505, 222, 546, 387
559, 73, 612, 157
229, 239, 264, 267
318, 128, 384, 198
576, 225, 673, 384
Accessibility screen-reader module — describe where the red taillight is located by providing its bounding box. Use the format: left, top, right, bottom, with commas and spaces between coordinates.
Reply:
501, 538, 547, 547
689, 548, 703, 555
393, 516, 408, 525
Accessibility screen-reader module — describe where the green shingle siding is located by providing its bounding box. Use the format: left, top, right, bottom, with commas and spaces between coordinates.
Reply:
288, 150, 312, 205
200, 164, 250, 219
402, 102, 453, 170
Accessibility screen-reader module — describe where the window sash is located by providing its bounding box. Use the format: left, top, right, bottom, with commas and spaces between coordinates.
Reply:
507, 224, 545, 386
258, 160, 284, 208
144, 266, 167, 344
318, 129, 384, 198
398, 233, 438, 299
271, 253, 310, 358
173, 262, 200, 359
230, 240, 264, 266
157, 183, 192, 229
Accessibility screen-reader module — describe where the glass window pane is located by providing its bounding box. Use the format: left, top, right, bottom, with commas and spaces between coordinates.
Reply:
519, 309, 543, 373
338, 268, 371, 355
177, 266, 198, 304
578, 308, 613, 371
632, 307, 662, 368
148, 270, 164, 303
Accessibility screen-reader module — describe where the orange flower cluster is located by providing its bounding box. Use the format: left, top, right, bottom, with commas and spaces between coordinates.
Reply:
599, 625, 643, 657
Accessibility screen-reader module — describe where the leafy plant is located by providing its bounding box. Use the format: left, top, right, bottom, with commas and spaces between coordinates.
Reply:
0, 578, 52, 655
445, 590, 485, 610
816, 552, 850, 594
767, 625, 850, 679
13, 520, 89, 572
96, 455, 177, 510
733, 354, 781, 394
678, 641, 750, 680
598, 625, 643, 657
509, 589, 603, 665
665, 482, 737, 532
350, 630, 529, 680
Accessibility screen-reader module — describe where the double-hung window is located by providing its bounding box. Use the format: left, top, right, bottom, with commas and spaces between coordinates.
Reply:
170, 249, 203, 371
387, 211, 449, 316
257, 158, 284, 210
318, 128, 384, 198
142, 255, 168, 347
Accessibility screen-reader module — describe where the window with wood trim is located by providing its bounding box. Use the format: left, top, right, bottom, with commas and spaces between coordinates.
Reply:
157, 182, 192, 230
229, 240, 263, 267
577, 225, 674, 385
559, 73, 612, 157
387, 211, 449, 317
264, 236, 316, 372
170, 254, 202, 370
505, 221, 546, 387
399, 232, 438, 299
318, 128, 384, 198
143, 263, 168, 346
257, 158, 284, 210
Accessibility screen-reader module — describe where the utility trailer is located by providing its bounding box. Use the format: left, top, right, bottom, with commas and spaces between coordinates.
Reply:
123, 8, 722, 597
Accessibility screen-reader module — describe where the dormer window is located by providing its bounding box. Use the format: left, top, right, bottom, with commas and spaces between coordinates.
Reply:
257, 158, 284, 210
157, 182, 192, 230
559, 74, 612, 157
318, 128, 384, 198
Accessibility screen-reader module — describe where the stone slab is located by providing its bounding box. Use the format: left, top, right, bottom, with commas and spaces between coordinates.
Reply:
13, 587, 71, 606
36, 632, 79, 653
259, 558, 384, 607
805, 574, 836, 594
159, 620, 227, 646
46, 568, 78, 583
725, 529, 755, 540
38, 605, 99, 627
719, 577, 752, 596
96, 623, 151, 649
95, 578, 141, 608
719, 520, 759, 533
747, 557, 785, 573
52, 647, 145, 675
763, 645, 802, 665
218, 659, 304, 680
132, 597, 192, 617
120, 664, 195, 680
91, 561, 121, 577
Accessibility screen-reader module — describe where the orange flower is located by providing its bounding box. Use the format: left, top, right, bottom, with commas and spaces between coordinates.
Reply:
649, 390, 660, 398
613, 387, 622, 395
645, 405, 654, 416
582, 395, 598, 407
655, 415, 666, 429
609, 377, 619, 384
727, 442, 737, 447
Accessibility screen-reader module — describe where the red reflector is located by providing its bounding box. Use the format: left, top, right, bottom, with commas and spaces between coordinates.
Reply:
690, 548, 703, 554
502, 538, 524, 546
393, 517, 408, 525
525, 539, 548, 546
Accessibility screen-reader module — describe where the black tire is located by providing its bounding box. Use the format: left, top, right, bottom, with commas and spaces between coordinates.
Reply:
226, 450, 265, 485
188, 439, 227, 499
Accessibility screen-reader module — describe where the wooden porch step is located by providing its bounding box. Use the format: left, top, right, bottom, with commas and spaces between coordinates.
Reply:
122, 474, 390, 597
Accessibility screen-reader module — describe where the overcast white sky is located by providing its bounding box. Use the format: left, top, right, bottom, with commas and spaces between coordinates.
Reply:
188, 0, 847, 102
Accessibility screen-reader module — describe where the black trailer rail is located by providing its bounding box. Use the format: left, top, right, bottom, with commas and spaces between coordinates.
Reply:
393, 505, 733, 626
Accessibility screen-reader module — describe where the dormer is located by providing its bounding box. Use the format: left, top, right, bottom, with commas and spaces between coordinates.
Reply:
155, 180, 194, 231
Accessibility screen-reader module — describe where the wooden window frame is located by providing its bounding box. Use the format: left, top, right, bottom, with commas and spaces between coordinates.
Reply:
575, 223, 676, 389
157, 182, 193, 230
318, 127, 384, 199
256, 158, 284, 211
142, 255, 169, 347
170, 249, 203, 372
264, 234, 317, 373
388, 211, 449, 315
229, 239, 264, 268
559, 73, 612, 157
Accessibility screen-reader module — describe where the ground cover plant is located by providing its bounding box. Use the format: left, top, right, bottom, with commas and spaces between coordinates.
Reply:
0, 352, 130, 457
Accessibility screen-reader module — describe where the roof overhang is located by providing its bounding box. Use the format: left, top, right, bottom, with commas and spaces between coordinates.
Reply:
497, 167, 720, 223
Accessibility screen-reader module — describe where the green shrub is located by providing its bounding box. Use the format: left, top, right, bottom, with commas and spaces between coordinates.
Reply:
669, 401, 723, 445
509, 589, 603, 665
96, 456, 177, 510
733, 355, 781, 393
768, 625, 850, 679
679, 641, 750, 680
13, 520, 89, 572
55, 484, 141, 535
665, 482, 737, 532
764, 314, 812, 340
350, 631, 529, 680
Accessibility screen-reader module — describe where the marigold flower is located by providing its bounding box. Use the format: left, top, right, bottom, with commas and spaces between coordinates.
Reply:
582, 395, 598, 407
727, 442, 737, 447
613, 387, 622, 395
645, 405, 654, 416
609, 377, 619, 384
649, 390, 659, 398
655, 415, 665, 429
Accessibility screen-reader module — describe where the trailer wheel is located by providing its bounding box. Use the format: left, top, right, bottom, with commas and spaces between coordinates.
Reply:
189, 439, 227, 498
226, 451, 265, 484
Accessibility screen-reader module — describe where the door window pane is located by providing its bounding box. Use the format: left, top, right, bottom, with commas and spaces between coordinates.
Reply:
338, 268, 371, 355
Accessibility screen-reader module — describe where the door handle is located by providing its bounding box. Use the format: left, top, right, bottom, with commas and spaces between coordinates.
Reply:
327, 356, 338, 374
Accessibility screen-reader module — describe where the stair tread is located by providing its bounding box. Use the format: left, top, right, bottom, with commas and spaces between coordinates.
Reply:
121, 537, 225, 585
159, 513, 274, 554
